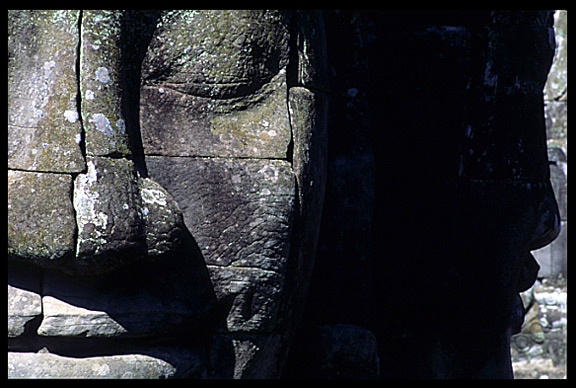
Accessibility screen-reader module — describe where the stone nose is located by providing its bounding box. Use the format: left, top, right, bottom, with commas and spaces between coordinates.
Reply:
8, 156, 184, 275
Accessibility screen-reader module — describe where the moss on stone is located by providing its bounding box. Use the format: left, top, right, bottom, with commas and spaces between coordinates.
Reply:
8, 170, 76, 265
8, 10, 85, 173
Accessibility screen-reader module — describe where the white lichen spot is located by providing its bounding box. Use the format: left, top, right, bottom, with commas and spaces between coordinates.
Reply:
141, 188, 168, 206
95, 67, 110, 83
64, 110, 79, 123
89, 113, 114, 136
96, 212, 109, 229
159, 88, 165, 93
257, 165, 279, 183
86, 90, 95, 100
116, 119, 126, 133
93, 16, 102, 23
91, 44, 100, 50
43, 60, 56, 71
74, 160, 110, 250
231, 174, 242, 184
85, 159, 99, 186
75, 133, 82, 144
91, 363, 110, 376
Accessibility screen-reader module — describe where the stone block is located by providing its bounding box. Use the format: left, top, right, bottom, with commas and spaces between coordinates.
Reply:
39, 251, 215, 338
138, 177, 184, 257
146, 156, 295, 272
140, 72, 291, 159
73, 156, 145, 273
207, 266, 284, 332
8, 263, 42, 339
8, 347, 206, 378
80, 11, 131, 157
8, 10, 85, 173
140, 10, 291, 159
146, 156, 295, 332
8, 170, 76, 267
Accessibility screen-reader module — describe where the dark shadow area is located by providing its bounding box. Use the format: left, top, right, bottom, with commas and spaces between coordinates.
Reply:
119, 10, 162, 178
8, 227, 235, 376
287, 10, 559, 379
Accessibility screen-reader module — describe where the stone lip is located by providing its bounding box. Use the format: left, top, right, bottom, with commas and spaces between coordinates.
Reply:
8, 345, 207, 378
8, 226, 221, 343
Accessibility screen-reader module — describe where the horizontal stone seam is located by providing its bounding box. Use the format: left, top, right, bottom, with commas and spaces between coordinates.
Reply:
143, 154, 290, 162
7, 167, 77, 176
8, 124, 44, 130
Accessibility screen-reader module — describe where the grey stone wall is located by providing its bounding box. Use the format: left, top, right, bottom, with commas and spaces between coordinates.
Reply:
8, 10, 327, 378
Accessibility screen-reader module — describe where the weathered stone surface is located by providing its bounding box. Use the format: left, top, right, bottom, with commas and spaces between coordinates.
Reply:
73, 156, 144, 273
140, 74, 291, 159
9, 158, 183, 276
544, 10, 567, 102
289, 87, 328, 202
8, 170, 76, 267
146, 157, 294, 271
38, 242, 214, 338
140, 10, 292, 159
8, 263, 43, 339
207, 266, 284, 332
279, 86, 328, 331
8, 10, 85, 173
8, 348, 206, 378
146, 156, 294, 333
81, 10, 131, 157
545, 101, 568, 140
138, 177, 184, 257
141, 10, 290, 99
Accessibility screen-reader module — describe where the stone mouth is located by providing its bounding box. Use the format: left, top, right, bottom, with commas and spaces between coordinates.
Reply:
8, 231, 222, 353
8, 340, 209, 378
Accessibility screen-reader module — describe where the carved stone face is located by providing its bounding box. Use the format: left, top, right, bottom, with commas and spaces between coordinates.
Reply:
8, 10, 327, 378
